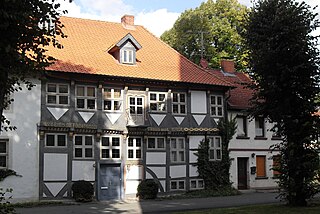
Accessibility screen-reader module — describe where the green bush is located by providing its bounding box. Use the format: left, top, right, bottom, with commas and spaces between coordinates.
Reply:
136, 179, 159, 199
71, 180, 94, 202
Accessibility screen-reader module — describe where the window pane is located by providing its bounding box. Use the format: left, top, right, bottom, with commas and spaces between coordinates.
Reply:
211, 107, 216, 116
215, 137, 221, 148
171, 139, 177, 148
130, 97, 135, 105
47, 84, 56, 93
217, 96, 222, 105
136, 149, 142, 159
112, 149, 120, 158
128, 150, 134, 158
157, 138, 165, 148
57, 135, 66, 146
137, 98, 142, 105
87, 87, 95, 97
102, 149, 109, 158
104, 100, 112, 110
76, 99, 85, 108
180, 94, 185, 102
173, 105, 178, 113
198, 180, 204, 188
217, 107, 223, 116
0, 156, 6, 167
75, 148, 82, 157
87, 99, 95, 109
173, 93, 178, 102
59, 96, 68, 105
209, 149, 215, 160
0, 142, 6, 153
179, 151, 184, 162
112, 138, 120, 146
159, 103, 166, 111
75, 136, 82, 145
102, 137, 109, 146
150, 103, 157, 111
46, 135, 55, 146
76, 86, 85, 96
104, 89, 112, 99
85, 148, 93, 158
180, 105, 186, 114
150, 93, 156, 101
148, 138, 155, 148
129, 50, 133, 62
171, 151, 177, 161
171, 181, 177, 190
159, 94, 165, 102
114, 101, 122, 110
216, 150, 221, 160
47, 95, 56, 104
85, 136, 92, 145
178, 139, 184, 149
137, 107, 143, 114
211, 96, 216, 105
130, 106, 135, 114
114, 89, 121, 98
136, 138, 142, 147
59, 85, 68, 93
178, 181, 184, 189
128, 138, 134, 147
191, 180, 196, 188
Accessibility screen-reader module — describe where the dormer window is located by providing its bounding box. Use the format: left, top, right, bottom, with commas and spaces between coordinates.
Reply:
108, 33, 142, 65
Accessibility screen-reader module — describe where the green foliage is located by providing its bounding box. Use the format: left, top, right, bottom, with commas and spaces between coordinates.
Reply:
136, 179, 159, 199
160, 0, 249, 70
0, 0, 69, 131
195, 117, 237, 190
244, 0, 320, 206
71, 180, 94, 202
0, 188, 15, 214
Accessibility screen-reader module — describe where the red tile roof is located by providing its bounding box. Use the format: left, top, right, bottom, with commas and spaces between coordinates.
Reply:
45, 16, 231, 87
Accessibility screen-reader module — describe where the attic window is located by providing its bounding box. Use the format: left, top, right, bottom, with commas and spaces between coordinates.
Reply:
122, 49, 134, 64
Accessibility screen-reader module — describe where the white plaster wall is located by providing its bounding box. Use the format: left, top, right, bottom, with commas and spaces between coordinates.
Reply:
190, 91, 207, 113
126, 165, 143, 180
160, 180, 166, 192
146, 152, 166, 164
146, 167, 166, 179
189, 165, 199, 177
125, 181, 140, 194
44, 153, 68, 181
170, 165, 186, 178
1, 79, 41, 202
189, 136, 204, 149
72, 161, 95, 181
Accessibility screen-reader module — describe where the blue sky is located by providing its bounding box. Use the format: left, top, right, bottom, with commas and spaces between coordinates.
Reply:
58, 0, 319, 37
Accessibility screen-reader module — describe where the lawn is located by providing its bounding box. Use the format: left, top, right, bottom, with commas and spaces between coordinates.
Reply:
174, 203, 320, 214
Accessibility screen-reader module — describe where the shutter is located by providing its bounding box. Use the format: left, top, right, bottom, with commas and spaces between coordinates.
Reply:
256, 156, 266, 177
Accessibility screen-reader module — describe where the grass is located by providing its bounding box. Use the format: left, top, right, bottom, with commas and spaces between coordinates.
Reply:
173, 202, 320, 214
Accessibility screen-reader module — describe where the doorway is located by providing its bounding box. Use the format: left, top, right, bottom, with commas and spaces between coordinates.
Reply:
99, 164, 121, 200
237, 157, 248, 189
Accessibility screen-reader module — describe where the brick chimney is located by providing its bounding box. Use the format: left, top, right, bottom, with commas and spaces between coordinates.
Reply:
221, 59, 235, 73
121, 15, 134, 26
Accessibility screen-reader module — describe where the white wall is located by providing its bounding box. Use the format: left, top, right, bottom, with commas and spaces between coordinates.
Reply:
1, 79, 41, 202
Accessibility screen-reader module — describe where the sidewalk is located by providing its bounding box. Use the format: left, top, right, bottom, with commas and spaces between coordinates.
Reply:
16, 192, 280, 214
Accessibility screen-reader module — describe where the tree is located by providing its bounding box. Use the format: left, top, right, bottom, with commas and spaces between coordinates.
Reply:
160, 0, 249, 70
244, 0, 320, 206
0, 0, 69, 130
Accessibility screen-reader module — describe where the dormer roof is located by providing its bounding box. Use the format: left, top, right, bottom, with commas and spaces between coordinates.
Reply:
108, 33, 142, 53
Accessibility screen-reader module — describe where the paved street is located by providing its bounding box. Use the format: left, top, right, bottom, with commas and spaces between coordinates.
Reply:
16, 192, 281, 214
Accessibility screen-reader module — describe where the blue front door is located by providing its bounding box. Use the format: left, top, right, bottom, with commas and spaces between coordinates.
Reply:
99, 164, 121, 200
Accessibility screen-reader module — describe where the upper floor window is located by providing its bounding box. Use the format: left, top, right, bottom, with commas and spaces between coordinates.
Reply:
45, 133, 67, 147
208, 136, 222, 161
0, 140, 8, 168
172, 92, 186, 114
147, 137, 165, 149
103, 88, 123, 112
127, 137, 142, 160
210, 95, 223, 117
47, 83, 69, 105
149, 92, 166, 112
122, 49, 134, 64
101, 136, 121, 159
74, 135, 94, 159
255, 117, 265, 137
236, 116, 248, 137
76, 86, 96, 110
170, 138, 185, 163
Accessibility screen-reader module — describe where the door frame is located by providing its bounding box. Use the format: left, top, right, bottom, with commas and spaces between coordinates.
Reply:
237, 157, 249, 190
97, 163, 123, 201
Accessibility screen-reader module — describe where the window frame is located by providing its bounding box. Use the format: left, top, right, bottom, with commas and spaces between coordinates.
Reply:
190, 179, 205, 190
171, 92, 187, 115
210, 95, 224, 117
149, 92, 167, 113
103, 88, 123, 112
236, 115, 248, 138
46, 83, 70, 106
147, 137, 166, 150
100, 136, 121, 160
122, 49, 134, 64
127, 137, 143, 160
255, 117, 265, 137
45, 133, 67, 147
170, 137, 185, 163
73, 135, 94, 159
0, 140, 8, 168
170, 180, 185, 191
75, 85, 97, 110
208, 136, 222, 161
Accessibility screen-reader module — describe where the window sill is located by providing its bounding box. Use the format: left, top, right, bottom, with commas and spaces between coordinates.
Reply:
236, 136, 250, 140
254, 137, 267, 140
255, 176, 268, 180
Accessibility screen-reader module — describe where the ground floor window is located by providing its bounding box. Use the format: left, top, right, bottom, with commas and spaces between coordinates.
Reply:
190, 179, 204, 190
45, 133, 67, 147
0, 140, 8, 168
170, 180, 185, 191
208, 136, 222, 161
147, 137, 165, 149
127, 137, 142, 160
74, 135, 94, 159
101, 136, 121, 159
170, 137, 185, 163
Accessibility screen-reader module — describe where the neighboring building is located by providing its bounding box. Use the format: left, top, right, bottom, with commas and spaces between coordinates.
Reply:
210, 60, 281, 190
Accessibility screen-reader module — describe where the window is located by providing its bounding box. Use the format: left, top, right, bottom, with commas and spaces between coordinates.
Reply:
127, 137, 142, 159
170, 138, 185, 162
256, 156, 266, 178
103, 88, 123, 111
273, 155, 281, 177
147, 137, 165, 149
172, 92, 186, 114
74, 135, 94, 159
0, 140, 8, 168
170, 180, 185, 190
76, 85, 96, 110
190, 179, 204, 190
236, 116, 247, 137
45, 134, 67, 147
208, 136, 222, 161
101, 136, 121, 159
255, 117, 265, 137
46, 83, 69, 105
210, 95, 223, 117
122, 49, 134, 64
149, 92, 166, 112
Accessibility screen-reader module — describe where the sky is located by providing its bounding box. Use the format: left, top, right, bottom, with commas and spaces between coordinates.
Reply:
57, 0, 320, 37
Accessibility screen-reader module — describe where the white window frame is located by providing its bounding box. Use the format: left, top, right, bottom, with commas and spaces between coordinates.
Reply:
190, 179, 205, 190
255, 117, 265, 137
45, 133, 67, 147
172, 92, 187, 115
122, 49, 134, 64
236, 115, 247, 137
149, 92, 167, 113
210, 95, 224, 117
46, 83, 70, 106
147, 137, 165, 150
170, 137, 185, 163
103, 88, 123, 112
127, 137, 143, 160
76, 85, 96, 110
73, 135, 94, 159
208, 136, 222, 161
100, 136, 121, 160
0, 140, 8, 168
170, 180, 185, 191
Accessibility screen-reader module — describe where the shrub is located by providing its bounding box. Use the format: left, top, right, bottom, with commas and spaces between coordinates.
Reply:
71, 180, 94, 202
136, 179, 159, 199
